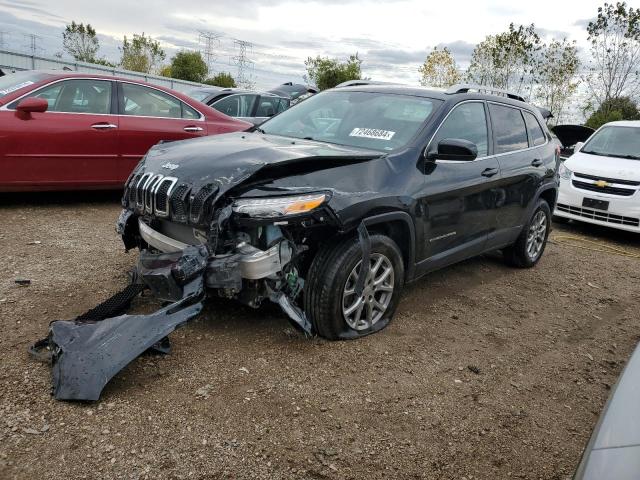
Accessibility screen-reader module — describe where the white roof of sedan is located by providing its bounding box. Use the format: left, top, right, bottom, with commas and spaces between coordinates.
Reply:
603, 120, 640, 127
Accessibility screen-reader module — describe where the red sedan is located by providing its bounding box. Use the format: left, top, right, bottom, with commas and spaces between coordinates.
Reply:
0, 70, 250, 191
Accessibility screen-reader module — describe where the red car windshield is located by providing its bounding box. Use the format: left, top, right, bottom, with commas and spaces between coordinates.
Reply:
0, 71, 52, 98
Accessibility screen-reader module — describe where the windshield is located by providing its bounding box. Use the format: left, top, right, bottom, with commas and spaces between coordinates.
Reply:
581, 125, 640, 160
260, 91, 441, 152
0, 71, 52, 98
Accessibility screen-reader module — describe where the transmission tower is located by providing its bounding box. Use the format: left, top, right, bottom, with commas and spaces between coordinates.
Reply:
231, 39, 254, 88
23, 34, 42, 55
198, 31, 222, 75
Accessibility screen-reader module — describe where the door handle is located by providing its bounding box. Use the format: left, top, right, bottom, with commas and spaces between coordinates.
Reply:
184, 126, 204, 132
531, 158, 543, 167
481, 167, 499, 178
91, 123, 117, 130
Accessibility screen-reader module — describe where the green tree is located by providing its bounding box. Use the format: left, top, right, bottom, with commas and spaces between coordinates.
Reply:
120, 33, 165, 74
585, 96, 640, 129
204, 72, 237, 88
159, 65, 172, 77
418, 47, 461, 88
170, 51, 208, 83
466, 23, 542, 95
585, 2, 640, 112
304, 54, 362, 90
535, 39, 580, 125
62, 21, 100, 62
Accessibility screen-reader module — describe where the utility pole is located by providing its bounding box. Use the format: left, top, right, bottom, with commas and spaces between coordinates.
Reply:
232, 39, 254, 89
198, 31, 222, 76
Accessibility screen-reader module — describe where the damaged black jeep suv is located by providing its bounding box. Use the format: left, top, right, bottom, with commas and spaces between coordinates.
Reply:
118, 84, 559, 340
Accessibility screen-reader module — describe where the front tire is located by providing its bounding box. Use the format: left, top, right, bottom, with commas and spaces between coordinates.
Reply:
504, 199, 551, 268
304, 234, 404, 340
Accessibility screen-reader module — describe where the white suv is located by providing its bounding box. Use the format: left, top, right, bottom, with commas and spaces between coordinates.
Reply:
555, 121, 640, 233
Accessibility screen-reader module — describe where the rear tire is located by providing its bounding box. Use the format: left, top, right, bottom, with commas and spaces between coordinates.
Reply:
304, 234, 404, 340
504, 199, 551, 268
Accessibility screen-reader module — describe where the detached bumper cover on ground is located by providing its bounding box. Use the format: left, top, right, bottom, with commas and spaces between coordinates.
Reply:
31, 247, 208, 401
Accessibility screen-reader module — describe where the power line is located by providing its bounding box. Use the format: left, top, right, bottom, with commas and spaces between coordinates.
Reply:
198, 30, 222, 75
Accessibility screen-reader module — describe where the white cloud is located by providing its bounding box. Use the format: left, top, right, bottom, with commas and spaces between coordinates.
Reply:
0, 0, 603, 89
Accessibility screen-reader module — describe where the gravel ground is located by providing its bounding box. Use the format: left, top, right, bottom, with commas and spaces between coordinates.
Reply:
1, 192, 639, 480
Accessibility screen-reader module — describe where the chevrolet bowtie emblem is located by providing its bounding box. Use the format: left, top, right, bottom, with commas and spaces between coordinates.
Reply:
595, 180, 609, 188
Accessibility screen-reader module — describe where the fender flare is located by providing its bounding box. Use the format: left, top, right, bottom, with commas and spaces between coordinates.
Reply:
522, 183, 558, 225
360, 211, 417, 279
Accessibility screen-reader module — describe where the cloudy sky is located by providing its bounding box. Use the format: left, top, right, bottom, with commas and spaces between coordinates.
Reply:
0, 0, 602, 89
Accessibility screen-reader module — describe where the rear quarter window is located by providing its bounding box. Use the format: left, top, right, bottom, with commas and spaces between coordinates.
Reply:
489, 103, 528, 154
523, 111, 546, 146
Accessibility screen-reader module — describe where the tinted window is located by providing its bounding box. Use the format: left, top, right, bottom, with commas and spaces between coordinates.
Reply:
523, 111, 546, 146
212, 94, 257, 117
10, 79, 112, 114
261, 91, 440, 152
121, 83, 190, 119
432, 102, 488, 157
182, 103, 200, 120
255, 96, 286, 117
489, 104, 528, 154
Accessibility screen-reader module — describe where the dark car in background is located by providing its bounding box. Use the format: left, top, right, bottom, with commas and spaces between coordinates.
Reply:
267, 82, 318, 105
0, 70, 250, 192
186, 87, 290, 125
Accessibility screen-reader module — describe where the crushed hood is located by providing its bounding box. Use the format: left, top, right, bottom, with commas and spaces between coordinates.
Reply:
141, 132, 383, 192
551, 125, 594, 147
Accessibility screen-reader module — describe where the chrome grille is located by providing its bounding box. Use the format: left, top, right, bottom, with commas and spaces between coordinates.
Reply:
572, 180, 635, 197
136, 173, 153, 209
132, 172, 179, 217
154, 177, 178, 217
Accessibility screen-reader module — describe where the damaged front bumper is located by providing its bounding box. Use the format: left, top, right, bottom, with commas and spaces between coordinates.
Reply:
31, 233, 310, 402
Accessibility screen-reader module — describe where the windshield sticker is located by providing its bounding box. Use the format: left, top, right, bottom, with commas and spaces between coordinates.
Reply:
349, 128, 395, 141
0, 81, 34, 96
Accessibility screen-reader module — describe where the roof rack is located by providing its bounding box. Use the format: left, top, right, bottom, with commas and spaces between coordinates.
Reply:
445, 84, 526, 103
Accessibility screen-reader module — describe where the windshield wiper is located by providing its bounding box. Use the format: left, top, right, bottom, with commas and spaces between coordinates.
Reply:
581, 149, 604, 156
582, 149, 640, 160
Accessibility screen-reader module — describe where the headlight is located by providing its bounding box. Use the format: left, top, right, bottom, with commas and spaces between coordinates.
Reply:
232, 193, 327, 218
559, 162, 572, 180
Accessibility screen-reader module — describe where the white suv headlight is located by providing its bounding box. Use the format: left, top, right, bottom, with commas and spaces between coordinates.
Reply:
232, 193, 327, 218
559, 163, 572, 180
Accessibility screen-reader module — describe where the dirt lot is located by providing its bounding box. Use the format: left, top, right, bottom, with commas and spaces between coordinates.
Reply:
1, 192, 639, 480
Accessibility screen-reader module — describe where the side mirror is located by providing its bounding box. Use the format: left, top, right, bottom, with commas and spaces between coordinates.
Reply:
16, 97, 48, 115
427, 138, 478, 161
574, 141, 584, 152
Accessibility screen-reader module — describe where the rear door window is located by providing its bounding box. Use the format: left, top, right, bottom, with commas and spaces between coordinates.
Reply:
432, 101, 489, 157
121, 83, 195, 119
212, 94, 257, 117
489, 103, 528, 154
523, 111, 546, 146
